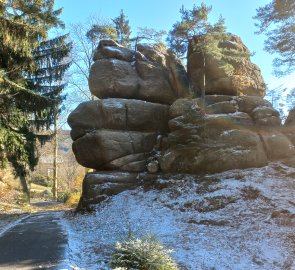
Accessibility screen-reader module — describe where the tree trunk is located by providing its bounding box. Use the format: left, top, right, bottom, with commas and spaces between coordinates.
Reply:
19, 172, 30, 204
52, 105, 58, 200
134, 36, 139, 53
201, 52, 206, 110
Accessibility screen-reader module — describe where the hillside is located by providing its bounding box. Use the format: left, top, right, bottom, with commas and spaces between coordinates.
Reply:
64, 162, 295, 270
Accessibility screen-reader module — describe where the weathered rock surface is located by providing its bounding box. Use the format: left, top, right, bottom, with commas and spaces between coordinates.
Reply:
68, 98, 169, 140
259, 131, 295, 160
89, 40, 190, 104
251, 106, 281, 126
78, 172, 140, 208
282, 108, 295, 145
70, 40, 190, 172
160, 131, 267, 173
237, 96, 272, 113
68, 37, 293, 209
77, 171, 158, 209
160, 96, 291, 174
72, 130, 157, 171
285, 108, 295, 126
188, 35, 266, 97
94, 40, 135, 62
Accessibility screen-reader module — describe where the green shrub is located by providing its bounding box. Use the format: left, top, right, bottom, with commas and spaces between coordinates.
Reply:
57, 191, 71, 203
111, 234, 179, 270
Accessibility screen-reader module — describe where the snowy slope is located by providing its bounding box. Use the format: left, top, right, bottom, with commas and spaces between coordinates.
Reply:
63, 163, 295, 270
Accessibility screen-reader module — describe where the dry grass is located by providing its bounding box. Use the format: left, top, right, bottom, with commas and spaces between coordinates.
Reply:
65, 192, 81, 207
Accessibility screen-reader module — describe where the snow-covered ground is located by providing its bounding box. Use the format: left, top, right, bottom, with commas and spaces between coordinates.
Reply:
63, 163, 295, 270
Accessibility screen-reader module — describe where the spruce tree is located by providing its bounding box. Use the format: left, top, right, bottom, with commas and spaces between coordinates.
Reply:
0, 0, 68, 196
28, 35, 72, 199
112, 9, 132, 47
28, 35, 71, 129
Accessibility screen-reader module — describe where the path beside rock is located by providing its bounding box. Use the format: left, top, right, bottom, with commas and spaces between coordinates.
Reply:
0, 211, 69, 270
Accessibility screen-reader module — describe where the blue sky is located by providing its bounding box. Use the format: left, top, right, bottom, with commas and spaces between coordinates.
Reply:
55, 0, 294, 91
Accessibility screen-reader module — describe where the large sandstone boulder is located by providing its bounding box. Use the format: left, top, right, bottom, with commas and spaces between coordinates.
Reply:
69, 40, 190, 172
251, 106, 281, 126
283, 108, 295, 145
236, 96, 272, 113
259, 131, 295, 160
89, 40, 190, 104
285, 108, 295, 126
78, 172, 140, 208
77, 171, 158, 209
72, 130, 157, 171
159, 96, 290, 174
68, 98, 169, 140
160, 130, 267, 174
188, 35, 266, 97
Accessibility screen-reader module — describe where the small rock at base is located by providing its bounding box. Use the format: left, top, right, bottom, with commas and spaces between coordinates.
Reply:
147, 161, 159, 173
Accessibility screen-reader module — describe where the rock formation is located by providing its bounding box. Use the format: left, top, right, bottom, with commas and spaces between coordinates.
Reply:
282, 107, 295, 147
68, 36, 295, 209
68, 40, 190, 207
68, 40, 190, 173
188, 34, 266, 97
160, 96, 295, 173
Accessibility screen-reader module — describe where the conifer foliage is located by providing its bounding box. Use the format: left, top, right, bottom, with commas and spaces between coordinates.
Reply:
112, 9, 132, 47
86, 10, 132, 48
0, 0, 71, 183
28, 34, 72, 129
254, 0, 295, 75
86, 23, 118, 44
168, 3, 249, 101
167, 3, 212, 59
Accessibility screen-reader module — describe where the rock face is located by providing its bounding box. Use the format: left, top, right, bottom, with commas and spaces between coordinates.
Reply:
188, 34, 266, 97
79, 172, 139, 207
160, 96, 294, 174
69, 40, 190, 173
283, 108, 295, 146
68, 99, 169, 141
68, 37, 294, 209
89, 41, 190, 104
70, 40, 191, 209
77, 171, 157, 209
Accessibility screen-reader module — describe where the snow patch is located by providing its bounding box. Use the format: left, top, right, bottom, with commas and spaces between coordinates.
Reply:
64, 164, 295, 270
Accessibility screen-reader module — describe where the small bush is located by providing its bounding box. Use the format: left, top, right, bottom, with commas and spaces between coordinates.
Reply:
57, 191, 71, 203
111, 234, 178, 270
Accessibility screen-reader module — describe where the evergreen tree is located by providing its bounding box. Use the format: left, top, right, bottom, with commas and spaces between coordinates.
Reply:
254, 0, 295, 75
167, 3, 212, 59
28, 35, 72, 199
0, 0, 67, 195
28, 35, 72, 129
86, 23, 118, 44
112, 9, 132, 47
168, 3, 249, 104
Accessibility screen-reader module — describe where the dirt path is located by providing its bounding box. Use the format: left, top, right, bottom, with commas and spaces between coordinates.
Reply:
0, 206, 70, 269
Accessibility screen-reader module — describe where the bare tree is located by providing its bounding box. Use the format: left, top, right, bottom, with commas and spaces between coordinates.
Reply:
67, 22, 96, 104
